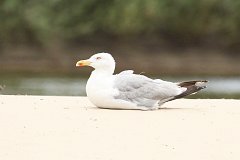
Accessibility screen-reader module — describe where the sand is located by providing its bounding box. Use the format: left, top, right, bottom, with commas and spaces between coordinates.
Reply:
0, 95, 240, 160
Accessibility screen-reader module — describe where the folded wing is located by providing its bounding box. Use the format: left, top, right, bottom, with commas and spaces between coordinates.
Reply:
113, 72, 184, 107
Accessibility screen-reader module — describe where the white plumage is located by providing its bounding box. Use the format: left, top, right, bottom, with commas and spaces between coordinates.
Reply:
76, 53, 207, 110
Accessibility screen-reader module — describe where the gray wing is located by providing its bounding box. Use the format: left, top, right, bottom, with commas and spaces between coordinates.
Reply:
113, 72, 183, 107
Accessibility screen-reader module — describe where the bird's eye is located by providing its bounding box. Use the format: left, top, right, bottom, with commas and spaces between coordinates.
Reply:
96, 57, 102, 60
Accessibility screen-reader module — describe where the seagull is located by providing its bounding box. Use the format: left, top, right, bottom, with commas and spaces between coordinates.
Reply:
76, 53, 207, 110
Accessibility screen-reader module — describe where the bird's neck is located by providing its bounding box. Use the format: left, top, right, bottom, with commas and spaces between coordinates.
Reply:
91, 67, 115, 77
87, 68, 114, 91
91, 68, 114, 78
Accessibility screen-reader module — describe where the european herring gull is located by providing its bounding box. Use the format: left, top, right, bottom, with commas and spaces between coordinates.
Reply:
76, 53, 207, 110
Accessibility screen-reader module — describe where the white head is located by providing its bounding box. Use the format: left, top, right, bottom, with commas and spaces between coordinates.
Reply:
76, 52, 116, 74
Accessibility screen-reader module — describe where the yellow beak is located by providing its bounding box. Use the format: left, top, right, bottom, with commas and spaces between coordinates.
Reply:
76, 60, 91, 67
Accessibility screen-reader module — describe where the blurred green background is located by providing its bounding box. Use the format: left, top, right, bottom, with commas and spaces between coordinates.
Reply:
0, 0, 240, 98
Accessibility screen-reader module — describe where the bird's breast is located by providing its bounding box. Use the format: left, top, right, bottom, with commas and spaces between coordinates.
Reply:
86, 76, 118, 107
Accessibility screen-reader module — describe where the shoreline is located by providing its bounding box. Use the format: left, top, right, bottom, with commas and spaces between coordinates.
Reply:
0, 95, 240, 160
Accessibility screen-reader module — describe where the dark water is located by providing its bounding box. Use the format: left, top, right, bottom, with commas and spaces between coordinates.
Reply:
1, 74, 240, 99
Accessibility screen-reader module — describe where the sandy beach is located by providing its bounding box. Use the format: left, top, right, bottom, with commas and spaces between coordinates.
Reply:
0, 95, 239, 160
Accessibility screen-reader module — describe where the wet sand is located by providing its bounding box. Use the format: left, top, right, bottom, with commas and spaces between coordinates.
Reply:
0, 95, 239, 160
